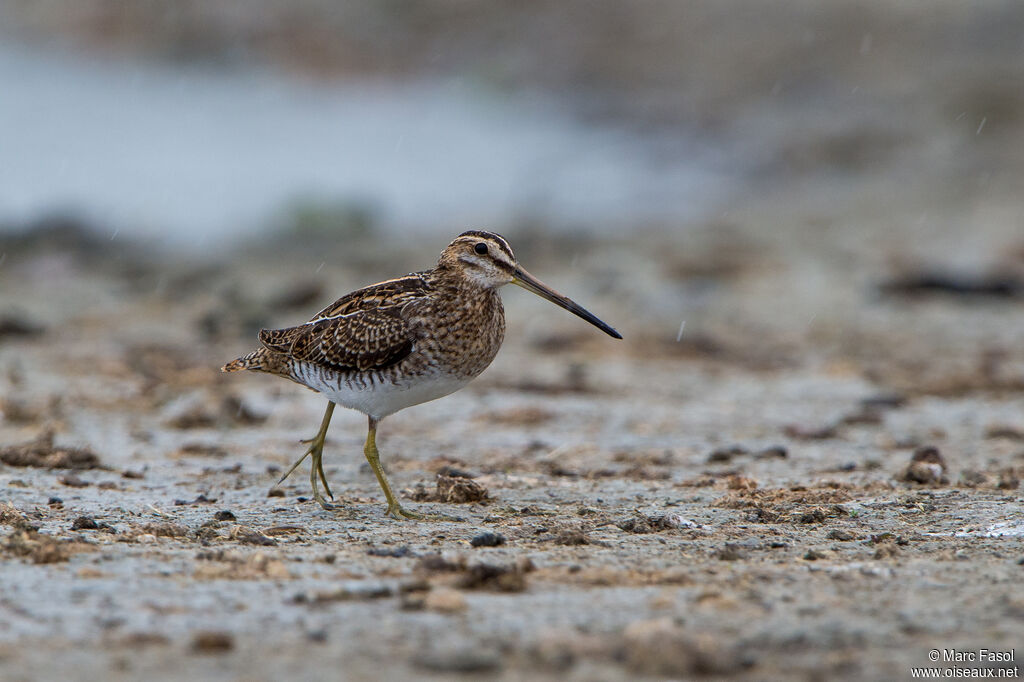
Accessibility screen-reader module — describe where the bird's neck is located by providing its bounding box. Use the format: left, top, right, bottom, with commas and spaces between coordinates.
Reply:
429, 265, 498, 295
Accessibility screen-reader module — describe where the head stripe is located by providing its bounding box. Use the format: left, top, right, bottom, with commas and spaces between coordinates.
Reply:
455, 230, 515, 261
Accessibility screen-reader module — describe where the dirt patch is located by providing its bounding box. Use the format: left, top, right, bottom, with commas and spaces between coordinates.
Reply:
408, 473, 490, 504
0, 431, 101, 469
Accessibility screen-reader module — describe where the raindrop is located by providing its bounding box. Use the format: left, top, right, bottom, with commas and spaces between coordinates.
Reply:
859, 33, 873, 55
315, 262, 325, 273
676, 320, 686, 342
976, 117, 987, 135
110, 228, 119, 240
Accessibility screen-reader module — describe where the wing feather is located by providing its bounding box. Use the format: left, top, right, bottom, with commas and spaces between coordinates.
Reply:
258, 273, 429, 372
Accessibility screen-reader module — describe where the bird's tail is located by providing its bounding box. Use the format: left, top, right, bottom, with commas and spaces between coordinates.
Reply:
221, 348, 271, 373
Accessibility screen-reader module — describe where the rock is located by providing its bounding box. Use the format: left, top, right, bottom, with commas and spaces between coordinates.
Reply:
456, 560, 533, 592
367, 545, 414, 558
190, 631, 234, 654
617, 513, 696, 534
139, 522, 188, 538
707, 445, 747, 463
900, 446, 948, 484
292, 583, 393, 605
0, 431, 101, 469
229, 526, 277, 546
827, 529, 857, 541
470, 531, 506, 547
71, 516, 115, 533
437, 475, 488, 503
414, 646, 501, 673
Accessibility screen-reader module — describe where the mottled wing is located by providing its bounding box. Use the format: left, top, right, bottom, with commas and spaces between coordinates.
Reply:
258, 274, 429, 372
309, 272, 430, 321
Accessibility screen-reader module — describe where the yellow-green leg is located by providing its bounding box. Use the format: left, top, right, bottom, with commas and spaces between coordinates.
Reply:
363, 417, 424, 519
277, 402, 337, 510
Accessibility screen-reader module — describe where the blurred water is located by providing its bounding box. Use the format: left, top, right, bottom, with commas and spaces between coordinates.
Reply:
0, 44, 734, 248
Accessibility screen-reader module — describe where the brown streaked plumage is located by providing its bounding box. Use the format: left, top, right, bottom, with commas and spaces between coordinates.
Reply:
223, 230, 621, 520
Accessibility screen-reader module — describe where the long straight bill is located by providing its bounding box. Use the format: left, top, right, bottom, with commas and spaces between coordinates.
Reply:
512, 266, 623, 339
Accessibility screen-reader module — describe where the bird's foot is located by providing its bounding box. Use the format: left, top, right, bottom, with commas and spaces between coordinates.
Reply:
312, 489, 339, 511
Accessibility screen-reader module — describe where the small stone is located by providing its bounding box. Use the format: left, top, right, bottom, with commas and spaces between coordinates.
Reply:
470, 531, 506, 547
754, 446, 788, 459
899, 446, 948, 484
436, 475, 488, 503
140, 522, 188, 538
59, 474, 89, 488
707, 445, 747, 463
190, 631, 234, 654
214, 510, 236, 522
827, 529, 856, 541
803, 548, 827, 561
267, 488, 285, 498
367, 545, 413, 558
71, 516, 100, 530
414, 647, 501, 673
229, 526, 277, 546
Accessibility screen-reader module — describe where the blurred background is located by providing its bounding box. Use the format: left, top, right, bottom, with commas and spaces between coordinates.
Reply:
1, 0, 1020, 246
2, 0, 1023, 386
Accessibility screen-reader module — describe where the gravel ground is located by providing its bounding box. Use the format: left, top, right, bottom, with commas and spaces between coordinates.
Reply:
1, 204, 1022, 681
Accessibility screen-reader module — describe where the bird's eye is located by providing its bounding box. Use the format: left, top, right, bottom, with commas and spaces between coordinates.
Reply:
474, 243, 488, 255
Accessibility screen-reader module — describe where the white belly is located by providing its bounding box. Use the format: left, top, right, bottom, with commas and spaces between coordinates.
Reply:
297, 364, 473, 420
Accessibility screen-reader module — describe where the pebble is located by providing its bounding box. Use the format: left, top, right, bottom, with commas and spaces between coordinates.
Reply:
414, 646, 500, 673
470, 531, 506, 547
190, 631, 235, 654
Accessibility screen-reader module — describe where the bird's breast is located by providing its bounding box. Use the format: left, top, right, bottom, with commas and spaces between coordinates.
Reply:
413, 288, 505, 380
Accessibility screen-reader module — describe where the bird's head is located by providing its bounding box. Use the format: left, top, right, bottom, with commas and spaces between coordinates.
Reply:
438, 230, 519, 288
438, 230, 622, 339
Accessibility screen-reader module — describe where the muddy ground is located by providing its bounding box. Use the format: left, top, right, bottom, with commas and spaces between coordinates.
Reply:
1, 202, 1023, 682
2, 3, 1024, 679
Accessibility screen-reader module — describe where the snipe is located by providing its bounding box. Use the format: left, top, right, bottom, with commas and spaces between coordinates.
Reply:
223, 230, 621, 519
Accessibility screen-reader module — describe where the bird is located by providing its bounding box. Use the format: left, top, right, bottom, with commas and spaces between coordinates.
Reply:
222, 230, 622, 520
